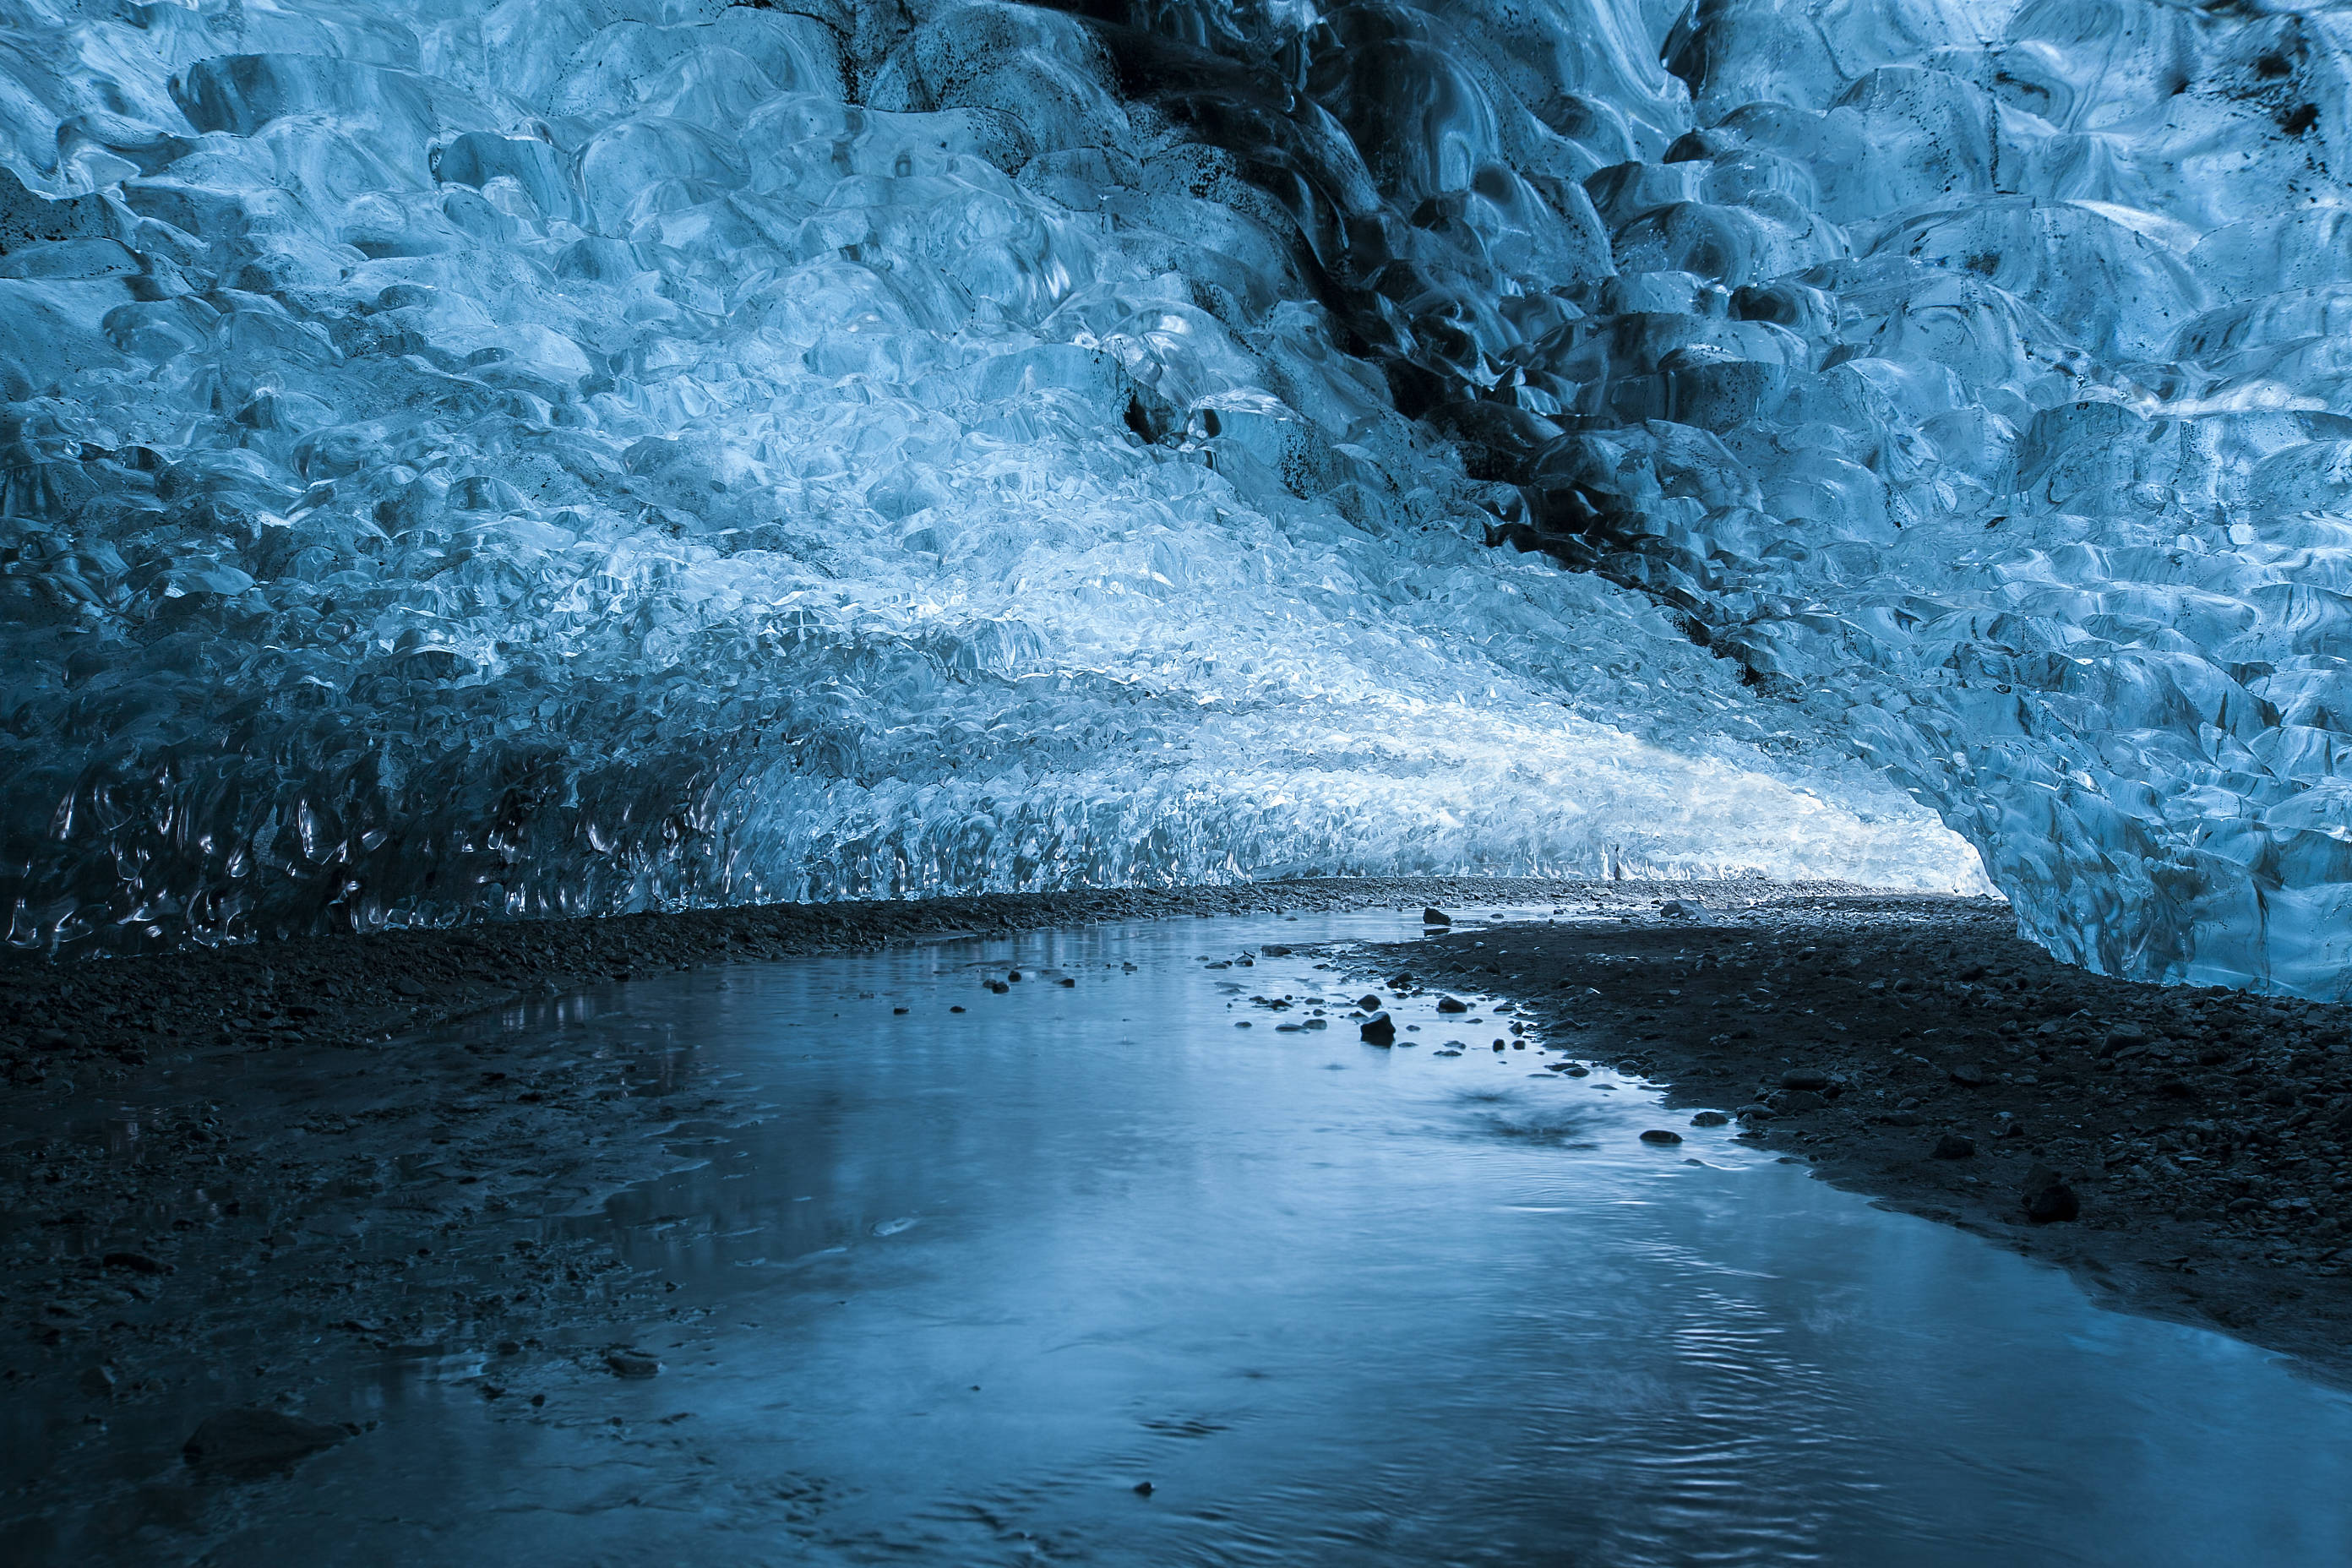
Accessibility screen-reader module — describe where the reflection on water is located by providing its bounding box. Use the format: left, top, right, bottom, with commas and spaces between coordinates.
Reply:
46, 913, 2352, 1563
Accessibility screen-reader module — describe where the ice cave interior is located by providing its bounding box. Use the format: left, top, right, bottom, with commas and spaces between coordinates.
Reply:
3, 0, 2350, 994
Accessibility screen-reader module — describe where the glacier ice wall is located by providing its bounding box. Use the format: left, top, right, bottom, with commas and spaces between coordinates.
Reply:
1059, 0, 2352, 996
0, 0, 1985, 956
33, 0, 2352, 997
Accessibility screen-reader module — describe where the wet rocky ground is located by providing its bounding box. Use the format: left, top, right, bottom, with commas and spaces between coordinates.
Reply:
11, 874, 2352, 1552
1374, 890, 2352, 1383
0, 872, 1622, 1515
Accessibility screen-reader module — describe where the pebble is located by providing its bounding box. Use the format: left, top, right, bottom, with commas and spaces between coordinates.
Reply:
1780, 1070, 1832, 1091
1931, 1135, 1977, 1160
1690, 1110, 1729, 1127
2021, 1164, 2081, 1223
1422, 908, 1452, 926
1640, 1130, 1684, 1145
1435, 996, 1469, 1014
1948, 1064, 1987, 1087
605, 1349, 662, 1379
1359, 1012, 1396, 1045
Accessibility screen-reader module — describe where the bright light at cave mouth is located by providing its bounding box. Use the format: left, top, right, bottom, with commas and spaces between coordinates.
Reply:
5, 0, 2349, 994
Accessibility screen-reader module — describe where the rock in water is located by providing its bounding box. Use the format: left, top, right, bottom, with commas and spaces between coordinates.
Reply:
183, 1409, 350, 1476
1435, 995, 1470, 1014
1640, 1130, 1684, 1145
1690, 1110, 1730, 1127
606, 1349, 662, 1379
1422, 909, 1453, 927
1359, 1012, 1396, 1045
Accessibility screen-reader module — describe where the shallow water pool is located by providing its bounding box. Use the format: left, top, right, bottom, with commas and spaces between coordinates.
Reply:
27, 910, 2352, 1565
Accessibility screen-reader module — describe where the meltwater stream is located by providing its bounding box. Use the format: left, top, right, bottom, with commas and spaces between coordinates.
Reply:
57, 911, 2352, 1564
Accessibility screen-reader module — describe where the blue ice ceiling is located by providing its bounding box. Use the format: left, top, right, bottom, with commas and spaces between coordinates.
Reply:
0, 0, 2341, 995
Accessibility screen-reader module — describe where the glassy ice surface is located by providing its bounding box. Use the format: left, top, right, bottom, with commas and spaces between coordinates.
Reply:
16, 913, 2352, 1565
12, 0, 2352, 990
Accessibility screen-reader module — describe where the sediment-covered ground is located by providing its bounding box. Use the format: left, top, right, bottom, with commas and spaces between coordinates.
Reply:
9, 874, 2352, 1543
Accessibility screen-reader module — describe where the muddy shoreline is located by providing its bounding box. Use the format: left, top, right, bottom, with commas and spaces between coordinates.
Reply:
1375, 891, 2352, 1386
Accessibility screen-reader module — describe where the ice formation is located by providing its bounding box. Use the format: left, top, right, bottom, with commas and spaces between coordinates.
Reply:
1, 0, 2342, 996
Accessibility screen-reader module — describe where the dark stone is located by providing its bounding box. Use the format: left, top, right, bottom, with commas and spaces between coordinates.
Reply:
2101, 1026, 2153, 1058
606, 1349, 662, 1379
1422, 908, 1451, 926
1948, 1064, 1988, 1087
1881, 1112, 1921, 1127
2155, 1079, 2197, 1100
893, 1006, 909, 1015
1931, 1134, 1977, 1159
102, 1251, 164, 1275
183, 1409, 350, 1476
1260, 945, 1293, 956
392, 977, 428, 999
1640, 1130, 1684, 1145
1771, 1089, 1827, 1114
1134, 1481, 1156, 1496
1734, 1103, 1776, 1124
1435, 995, 1469, 1014
949, 1004, 965, 1014
1689, 1110, 1729, 1127
1357, 994, 1381, 1010
1359, 1012, 1396, 1045
2021, 1164, 2080, 1223
1780, 1070, 1832, 1091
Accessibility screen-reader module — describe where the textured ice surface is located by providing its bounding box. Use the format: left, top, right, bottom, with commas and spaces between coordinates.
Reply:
0, 0, 1990, 957
1065, 0, 2352, 996
29, 0, 2352, 994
